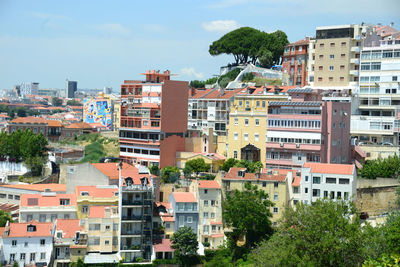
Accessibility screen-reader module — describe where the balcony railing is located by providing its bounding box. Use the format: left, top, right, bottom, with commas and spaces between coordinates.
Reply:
121, 230, 142, 235
122, 215, 142, 220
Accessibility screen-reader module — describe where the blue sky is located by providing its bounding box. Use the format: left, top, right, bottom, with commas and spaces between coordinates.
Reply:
0, 0, 399, 91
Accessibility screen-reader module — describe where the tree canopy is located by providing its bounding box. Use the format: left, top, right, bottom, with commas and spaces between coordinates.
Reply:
171, 226, 199, 267
184, 158, 210, 175
221, 158, 263, 173
209, 27, 288, 67
0, 210, 13, 227
52, 97, 63, 107
223, 182, 274, 253
160, 166, 180, 183
67, 99, 83, 106
360, 154, 400, 179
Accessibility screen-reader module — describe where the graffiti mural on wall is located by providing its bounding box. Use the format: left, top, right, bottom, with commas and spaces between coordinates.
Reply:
83, 98, 112, 129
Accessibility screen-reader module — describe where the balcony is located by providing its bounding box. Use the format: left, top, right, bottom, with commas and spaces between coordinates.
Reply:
351, 47, 361, 53
121, 230, 142, 236
122, 200, 144, 206
121, 244, 142, 251
266, 142, 322, 151
350, 70, 359, 76
350, 58, 360, 64
122, 215, 143, 221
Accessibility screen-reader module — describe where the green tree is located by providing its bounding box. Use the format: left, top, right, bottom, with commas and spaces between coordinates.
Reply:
241, 72, 254, 82
16, 108, 27, 117
67, 99, 83, 106
184, 158, 210, 174
71, 258, 85, 267
0, 210, 13, 227
171, 226, 199, 267
160, 166, 180, 183
384, 211, 400, 255
221, 158, 239, 172
223, 182, 274, 252
189, 80, 206, 88
52, 97, 63, 107
12, 261, 19, 267
7, 109, 15, 119
149, 165, 160, 176
234, 160, 263, 173
258, 47, 273, 68
25, 155, 46, 176
250, 199, 366, 267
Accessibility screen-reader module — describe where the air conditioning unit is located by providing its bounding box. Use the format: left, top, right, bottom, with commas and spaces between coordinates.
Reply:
280, 142, 284, 147
296, 143, 300, 148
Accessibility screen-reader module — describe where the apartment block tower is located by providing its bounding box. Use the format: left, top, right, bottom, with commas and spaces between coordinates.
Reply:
308, 24, 369, 90
282, 38, 310, 87
119, 70, 188, 168
66, 80, 78, 98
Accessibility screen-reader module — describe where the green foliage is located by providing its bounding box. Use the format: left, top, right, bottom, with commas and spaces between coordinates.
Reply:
0, 210, 13, 227
0, 104, 38, 118
384, 211, 400, 255
17, 108, 26, 117
221, 158, 238, 172
234, 160, 263, 173
204, 248, 234, 267
12, 261, 19, 267
149, 165, 160, 176
189, 80, 206, 88
184, 158, 211, 174
71, 258, 85, 267
241, 72, 254, 82
171, 226, 199, 267
67, 99, 83, 106
363, 254, 400, 266
25, 155, 46, 176
52, 97, 63, 107
360, 154, 400, 179
209, 27, 288, 66
160, 166, 180, 183
80, 141, 106, 163
253, 77, 282, 86
250, 199, 367, 267
219, 77, 231, 88
258, 47, 273, 68
224, 182, 274, 252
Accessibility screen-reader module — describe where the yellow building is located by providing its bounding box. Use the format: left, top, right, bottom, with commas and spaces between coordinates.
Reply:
227, 86, 289, 165
75, 185, 119, 219
218, 167, 289, 223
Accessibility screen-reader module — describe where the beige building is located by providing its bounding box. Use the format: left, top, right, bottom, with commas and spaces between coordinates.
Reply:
227, 86, 290, 164
309, 24, 371, 89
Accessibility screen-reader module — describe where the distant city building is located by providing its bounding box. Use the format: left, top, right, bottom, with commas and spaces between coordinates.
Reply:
282, 37, 310, 87
16, 82, 39, 97
104, 87, 113, 94
119, 70, 188, 168
38, 88, 61, 97
66, 80, 78, 98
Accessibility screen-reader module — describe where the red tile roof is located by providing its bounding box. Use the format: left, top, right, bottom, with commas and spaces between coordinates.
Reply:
65, 122, 92, 129
56, 219, 83, 238
1, 183, 66, 192
161, 216, 175, 222
89, 205, 118, 218
156, 202, 171, 209
292, 177, 301, 187
154, 239, 174, 252
210, 221, 223, 225
5, 221, 53, 238
91, 162, 140, 181
203, 88, 242, 99
9, 116, 47, 124
198, 180, 220, 189
288, 37, 310, 47
189, 88, 214, 99
46, 120, 63, 127
20, 194, 76, 207
303, 162, 354, 175
75, 185, 118, 198
172, 192, 196, 203
224, 168, 247, 179
211, 234, 224, 238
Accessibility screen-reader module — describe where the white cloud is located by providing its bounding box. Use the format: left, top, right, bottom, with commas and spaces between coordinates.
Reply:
202, 20, 241, 33
180, 67, 205, 79
94, 23, 131, 36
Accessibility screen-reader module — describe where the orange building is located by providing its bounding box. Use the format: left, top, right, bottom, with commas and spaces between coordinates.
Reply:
282, 37, 310, 87
119, 70, 188, 168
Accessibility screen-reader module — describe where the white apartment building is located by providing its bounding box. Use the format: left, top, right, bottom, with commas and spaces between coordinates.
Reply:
190, 180, 224, 249
2, 221, 54, 266
300, 162, 356, 204
19, 193, 77, 223
351, 38, 400, 145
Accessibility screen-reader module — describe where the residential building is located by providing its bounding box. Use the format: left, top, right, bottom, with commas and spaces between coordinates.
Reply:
119, 70, 188, 168
282, 37, 310, 87
54, 219, 84, 267
119, 170, 154, 263
309, 24, 368, 89
266, 88, 351, 169
8, 117, 63, 141
19, 193, 77, 222
300, 162, 357, 204
175, 152, 225, 172
75, 185, 119, 219
190, 180, 223, 248
153, 238, 174, 260
351, 38, 400, 145
0, 183, 66, 205
227, 86, 291, 164
220, 167, 288, 223
19, 82, 39, 97
66, 80, 78, 98
2, 221, 54, 266
188, 88, 241, 136
168, 192, 198, 234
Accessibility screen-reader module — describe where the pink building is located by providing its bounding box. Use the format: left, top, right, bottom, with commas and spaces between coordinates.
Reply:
266, 88, 351, 169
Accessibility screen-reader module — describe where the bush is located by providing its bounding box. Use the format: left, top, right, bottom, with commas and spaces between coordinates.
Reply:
241, 72, 254, 81
360, 155, 400, 179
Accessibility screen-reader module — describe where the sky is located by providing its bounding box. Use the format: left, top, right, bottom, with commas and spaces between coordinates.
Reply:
0, 0, 399, 91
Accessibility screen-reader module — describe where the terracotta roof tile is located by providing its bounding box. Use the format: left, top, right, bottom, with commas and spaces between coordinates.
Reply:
56, 219, 83, 238
65, 122, 92, 129
20, 194, 76, 207
224, 168, 247, 179
1, 183, 66, 192
172, 192, 197, 203
198, 180, 220, 189
88, 205, 118, 218
292, 177, 301, 187
154, 239, 174, 252
9, 116, 47, 124
303, 162, 354, 175
91, 162, 139, 180
156, 202, 171, 209
5, 221, 53, 238
75, 185, 118, 198
288, 37, 310, 46
203, 88, 242, 99
161, 216, 175, 222
46, 120, 63, 127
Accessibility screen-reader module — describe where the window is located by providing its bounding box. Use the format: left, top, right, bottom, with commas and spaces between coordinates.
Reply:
12, 240, 17, 246
262, 101, 266, 108
51, 214, 58, 221
313, 189, 320, 197
305, 188, 308, 194
320, 43, 324, 48
329, 77, 333, 81
40, 239, 45, 245
341, 53, 345, 58
305, 176, 309, 182
10, 254, 15, 263
340, 65, 345, 70
89, 224, 101, 231
344, 192, 349, 199
244, 133, 248, 141
274, 182, 279, 188
330, 54, 334, 59
340, 77, 344, 81
330, 42, 335, 47
113, 237, 118, 246
30, 253, 36, 262
82, 205, 88, 213
8, 194, 13, 199
204, 225, 209, 233
179, 216, 184, 227
234, 132, 238, 140
245, 119, 249, 126
187, 216, 193, 223
273, 194, 279, 201
262, 181, 266, 187
324, 191, 328, 198
89, 237, 100, 245
329, 66, 334, 71
233, 151, 238, 159
337, 192, 342, 199
204, 200, 208, 206
256, 101, 260, 107
254, 133, 259, 142
203, 212, 208, 218
27, 214, 33, 221
330, 191, 335, 199
41, 252, 46, 260
313, 177, 321, 184
339, 178, 350, 184
318, 66, 323, 70
234, 118, 238, 125
105, 225, 110, 230
211, 212, 215, 219
319, 55, 323, 59
204, 189, 208, 194
166, 223, 171, 229
393, 76, 398, 82
326, 177, 336, 184
273, 207, 279, 213
341, 42, 346, 46
238, 100, 242, 107
24, 242, 28, 247
20, 253, 25, 261
255, 119, 259, 126
318, 77, 323, 82
60, 199, 70, 205
64, 214, 70, 219
211, 200, 216, 206
105, 240, 110, 245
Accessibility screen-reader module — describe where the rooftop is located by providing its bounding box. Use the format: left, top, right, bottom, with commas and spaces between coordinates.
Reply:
75, 185, 118, 198
172, 192, 197, 203
303, 162, 354, 175
91, 162, 139, 180
5, 221, 53, 238
198, 180, 221, 189
65, 122, 92, 129
154, 239, 174, 252
0, 183, 66, 192
20, 193, 76, 207
56, 219, 84, 238
89, 205, 118, 218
